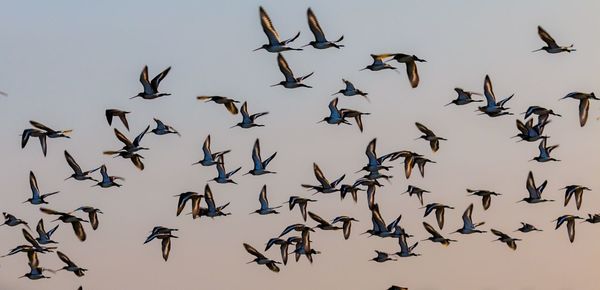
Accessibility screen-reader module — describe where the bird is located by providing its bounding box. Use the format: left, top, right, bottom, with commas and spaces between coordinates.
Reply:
24, 171, 59, 205
301, 163, 345, 194
339, 183, 363, 203
561, 185, 591, 210
391, 151, 423, 179
40, 208, 87, 242
35, 219, 59, 245
421, 203, 453, 229
415, 122, 446, 152
478, 75, 514, 117
286, 196, 317, 221
331, 216, 358, 240
531, 137, 559, 162
245, 138, 277, 175
21, 128, 47, 156
29, 120, 72, 139
445, 88, 482, 106
533, 26, 575, 53
19, 251, 51, 280
559, 92, 598, 127
513, 118, 549, 142
196, 96, 240, 115
413, 156, 435, 178
515, 222, 543, 233
105, 127, 150, 154
105, 109, 130, 131
251, 185, 281, 215
466, 189, 501, 210
211, 155, 241, 184
386, 53, 426, 88
64, 150, 100, 182
490, 229, 520, 250
93, 165, 124, 188
254, 6, 301, 53
554, 215, 583, 243
452, 203, 486, 234
583, 214, 600, 224
200, 184, 231, 218
292, 226, 319, 263
388, 287, 408, 290
396, 230, 420, 257
332, 79, 368, 101
319, 97, 351, 126
55, 251, 87, 277
370, 250, 396, 262
340, 108, 370, 132
518, 171, 552, 204
402, 185, 430, 206
265, 237, 296, 265
144, 226, 178, 261
277, 223, 314, 238
361, 54, 396, 71
522, 105, 561, 119
303, 8, 344, 49
271, 53, 313, 89
422, 222, 456, 246
364, 204, 404, 238
1, 212, 30, 229
193, 135, 231, 166
131, 65, 171, 99
360, 138, 398, 173
232, 102, 268, 128
150, 118, 180, 136
308, 211, 341, 231
3, 228, 56, 257
243, 243, 281, 272
174, 192, 202, 217
71, 207, 102, 230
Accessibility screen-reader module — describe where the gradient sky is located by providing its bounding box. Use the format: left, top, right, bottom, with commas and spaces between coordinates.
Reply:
1, 1, 600, 289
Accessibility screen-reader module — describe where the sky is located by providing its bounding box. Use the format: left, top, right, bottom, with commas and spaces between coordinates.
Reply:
1, 1, 600, 289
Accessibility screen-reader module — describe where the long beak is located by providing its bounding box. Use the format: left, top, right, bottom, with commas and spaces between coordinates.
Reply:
252, 47, 262, 52
270, 83, 280, 87
444, 102, 453, 107
301, 44, 311, 48
531, 48, 543, 52
359, 67, 368, 71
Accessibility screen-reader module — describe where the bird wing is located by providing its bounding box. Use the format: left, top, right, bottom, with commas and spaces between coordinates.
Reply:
204, 184, 216, 211
72, 221, 87, 242
313, 163, 330, 187
258, 185, 269, 209
150, 67, 171, 91
252, 139, 263, 170
406, 60, 420, 88
415, 122, 434, 136
133, 125, 150, 147
423, 222, 442, 238
64, 151, 83, 174
29, 171, 40, 200
244, 243, 265, 259
579, 98, 590, 127
526, 171, 540, 199
153, 118, 167, 130
36, 219, 46, 237
307, 8, 326, 42
259, 7, 281, 45
462, 203, 474, 226
483, 75, 497, 106
57, 251, 75, 266
435, 207, 445, 229
89, 212, 99, 230
114, 128, 133, 147
371, 204, 386, 232
308, 211, 329, 226
161, 237, 171, 261
567, 219, 576, 243
537, 26, 558, 47
139, 66, 153, 94
366, 138, 378, 165
240, 102, 250, 122
29, 120, 53, 132
277, 53, 295, 82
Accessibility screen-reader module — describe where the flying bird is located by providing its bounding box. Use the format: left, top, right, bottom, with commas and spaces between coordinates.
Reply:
243, 243, 281, 272
105, 109, 130, 131
131, 66, 171, 99
193, 135, 231, 167
361, 54, 396, 71
531, 138, 559, 162
415, 122, 446, 152
371, 250, 396, 262
150, 118, 180, 136
245, 138, 277, 175
301, 163, 345, 194
71, 207, 102, 230
332, 79, 368, 101
64, 151, 100, 182
421, 203, 453, 229
331, 216, 358, 240
490, 229, 520, 250
303, 8, 344, 49
533, 26, 575, 53
386, 53, 426, 88
422, 222, 456, 246
24, 171, 59, 205
251, 185, 281, 215
196, 96, 240, 115
144, 226, 178, 261
466, 189, 501, 210
478, 75, 513, 117
308, 211, 341, 232
40, 208, 87, 242
255, 6, 301, 52
271, 53, 313, 88
286, 196, 317, 221
1, 212, 30, 229
446, 88, 482, 106
515, 222, 542, 233
174, 192, 202, 218
519, 171, 552, 204
21, 128, 47, 156
211, 155, 241, 184
452, 203, 486, 234
35, 219, 59, 245
55, 251, 87, 277
402, 185, 430, 206
559, 92, 598, 127
93, 165, 124, 188
554, 215, 583, 243
232, 102, 268, 128
522, 106, 561, 119
200, 184, 231, 218
561, 185, 591, 210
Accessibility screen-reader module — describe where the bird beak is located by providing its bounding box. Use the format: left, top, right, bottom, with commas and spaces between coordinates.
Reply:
531, 48, 543, 52
270, 83, 280, 87
252, 47, 262, 52
301, 44, 311, 48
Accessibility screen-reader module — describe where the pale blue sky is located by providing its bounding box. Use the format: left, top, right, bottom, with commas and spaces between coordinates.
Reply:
1, 1, 600, 289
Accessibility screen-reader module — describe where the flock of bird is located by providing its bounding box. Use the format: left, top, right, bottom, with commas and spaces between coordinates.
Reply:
2, 6, 598, 290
